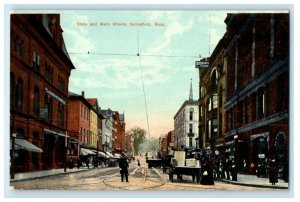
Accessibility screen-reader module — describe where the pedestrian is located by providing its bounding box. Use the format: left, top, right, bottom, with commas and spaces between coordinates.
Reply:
200, 158, 214, 185
137, 159, 141, 166
69, 158, 74, 169
119, 153, 129, 182
231, 159, 237, 181
86, 158, 90, 169
268, 157, 278, 185
224, 158, 231, 180
162, 157, 167, 174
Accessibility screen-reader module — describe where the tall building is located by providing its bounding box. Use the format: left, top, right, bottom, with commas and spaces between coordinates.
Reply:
112, 111, 126, 155
10, 14, 75, 175
174, 80, 199, 151
223, 13, 289, 180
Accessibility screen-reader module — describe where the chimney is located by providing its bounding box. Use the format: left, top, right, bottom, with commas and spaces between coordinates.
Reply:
81, 91, 85, 98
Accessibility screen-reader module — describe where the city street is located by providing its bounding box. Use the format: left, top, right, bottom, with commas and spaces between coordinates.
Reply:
10, 158, 272, 191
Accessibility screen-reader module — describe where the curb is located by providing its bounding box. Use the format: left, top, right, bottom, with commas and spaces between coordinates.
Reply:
216, 179, 288, 189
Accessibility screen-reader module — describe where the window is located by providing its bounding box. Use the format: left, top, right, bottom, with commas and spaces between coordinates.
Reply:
58, 103, 64, 127
189, 123, 193, 134
20, 40, 25, 60
189, 137, 193, 147
16, 36, 20, 55
208, 120, 211, 138
33, 51, 41, 71
10, 73, 15, 109
81, 104, 83, 118
45, 62, 50, 81
15, 77, 23, 110
213, 94, 218, 109
33, 86, 40, 115
11, 32, 15, 51
208, 98, 212, 111
45, 95, 53, 122
189, 108, 193, 121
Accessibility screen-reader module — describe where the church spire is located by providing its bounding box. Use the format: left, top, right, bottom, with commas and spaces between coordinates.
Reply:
189, 78, 193, 100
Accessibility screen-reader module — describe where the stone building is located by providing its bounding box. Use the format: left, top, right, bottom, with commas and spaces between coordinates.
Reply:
174, 80, 199, 151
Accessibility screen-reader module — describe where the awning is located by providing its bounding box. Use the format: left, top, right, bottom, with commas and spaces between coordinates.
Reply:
98, 151, 109, 158
105, 152, 115, 158
114, 153, 121, 159
250, 132, 269, 141
80, 148, 95, 156
11, 138, 43, 153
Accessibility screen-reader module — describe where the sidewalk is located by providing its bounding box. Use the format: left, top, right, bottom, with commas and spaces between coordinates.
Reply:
217, 173, 289, 189
154, 167, 288, 189
10, 166, 92, 182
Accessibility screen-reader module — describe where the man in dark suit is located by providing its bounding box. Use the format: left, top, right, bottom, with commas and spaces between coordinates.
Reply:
119, 153, 129, 182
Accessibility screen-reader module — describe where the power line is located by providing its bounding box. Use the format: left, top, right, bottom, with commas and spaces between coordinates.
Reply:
136, 24, 150, 139
68, 51, 200, 58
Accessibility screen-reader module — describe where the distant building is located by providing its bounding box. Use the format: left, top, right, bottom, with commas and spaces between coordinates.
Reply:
101, 109, 114, 153
10, 14, 75, 175
112, 111, 126, 155
174, 80, 199, 150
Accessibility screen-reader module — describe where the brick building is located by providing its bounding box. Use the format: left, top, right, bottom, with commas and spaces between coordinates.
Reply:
112, 111, 125, 155
223, 13, 289, 180
10, 14, 75, 175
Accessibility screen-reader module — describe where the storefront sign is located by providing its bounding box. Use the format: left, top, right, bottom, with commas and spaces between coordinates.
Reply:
45, 87, 66, 105
195, 61, 209, 68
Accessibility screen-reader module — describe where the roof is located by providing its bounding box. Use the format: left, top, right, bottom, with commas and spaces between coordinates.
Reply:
174, 100, 198, 119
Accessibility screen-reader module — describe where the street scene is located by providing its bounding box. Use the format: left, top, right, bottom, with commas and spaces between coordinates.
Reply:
8, 10, 289, 192
10, 155, 287, 190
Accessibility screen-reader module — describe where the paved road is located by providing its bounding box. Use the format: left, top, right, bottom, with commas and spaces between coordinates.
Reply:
10, 158, 272, 191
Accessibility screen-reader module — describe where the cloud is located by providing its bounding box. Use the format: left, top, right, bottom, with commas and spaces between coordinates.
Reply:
147, 17, 194, 54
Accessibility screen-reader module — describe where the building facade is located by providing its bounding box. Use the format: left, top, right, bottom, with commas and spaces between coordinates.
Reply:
223, 13, 289, 180
112, 111, 126, 155
174, 81, 199, 151
10, 14, 75, 175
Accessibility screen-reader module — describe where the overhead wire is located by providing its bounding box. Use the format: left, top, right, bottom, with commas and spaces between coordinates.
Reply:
68, 52, 200, 58
136, 19, 151, 139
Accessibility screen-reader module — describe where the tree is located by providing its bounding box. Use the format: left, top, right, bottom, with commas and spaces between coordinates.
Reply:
127, 127, 146, 155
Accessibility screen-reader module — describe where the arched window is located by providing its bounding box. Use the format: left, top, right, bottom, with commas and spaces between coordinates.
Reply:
33, 85, 40, 115
211, 69, 218, 87
15, 77, 23, 110
10, 72, 15, 109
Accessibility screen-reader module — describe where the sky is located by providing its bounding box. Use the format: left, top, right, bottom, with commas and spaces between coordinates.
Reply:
14, 10, 227, 138
60, 10, 227, 138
